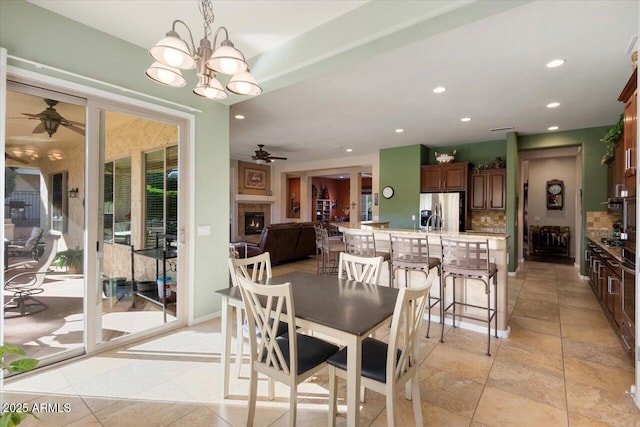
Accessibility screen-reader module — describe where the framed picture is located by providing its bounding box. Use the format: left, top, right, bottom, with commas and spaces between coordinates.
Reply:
245, 168, 266, 189
546, 179, 564, 210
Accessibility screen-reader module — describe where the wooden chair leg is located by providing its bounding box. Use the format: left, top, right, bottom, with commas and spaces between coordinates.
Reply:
289, 386, 297, 427
411, 372, 423, 426
235, 308, 244, 377
385, 386, 396, 427
328, 366, 338, 427
246, 365, 258, 427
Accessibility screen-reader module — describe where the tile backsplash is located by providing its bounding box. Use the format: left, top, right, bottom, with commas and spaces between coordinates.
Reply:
470, 210, 506, 231
586, 210, 622, 231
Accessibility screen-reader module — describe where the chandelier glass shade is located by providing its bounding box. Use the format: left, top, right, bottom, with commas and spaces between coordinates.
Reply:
145, 0, 261, 100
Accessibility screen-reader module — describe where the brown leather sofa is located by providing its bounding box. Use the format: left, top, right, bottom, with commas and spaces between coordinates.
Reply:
238, 222, 319, 264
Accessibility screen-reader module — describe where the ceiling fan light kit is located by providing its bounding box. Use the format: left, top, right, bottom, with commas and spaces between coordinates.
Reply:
145, 0, 262, 100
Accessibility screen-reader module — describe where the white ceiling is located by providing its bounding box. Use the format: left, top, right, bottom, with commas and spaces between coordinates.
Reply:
21, 1, 640, 164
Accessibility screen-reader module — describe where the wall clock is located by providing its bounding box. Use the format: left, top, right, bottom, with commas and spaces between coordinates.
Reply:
382, 186, 394, 199
546, 180, 564, 210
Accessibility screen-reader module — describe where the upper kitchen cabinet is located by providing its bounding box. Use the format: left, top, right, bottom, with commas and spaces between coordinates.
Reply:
421, 162, 469, 192
618, 67, 637, 194
471, 169, 506, 211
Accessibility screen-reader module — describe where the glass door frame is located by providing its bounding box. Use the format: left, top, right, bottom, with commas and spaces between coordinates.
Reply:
1, 51, 194, 357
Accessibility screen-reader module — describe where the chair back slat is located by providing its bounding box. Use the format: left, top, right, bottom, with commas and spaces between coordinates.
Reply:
338, 252, 383, 285
390, 235, 431, 264
344, 231, 377, 257
387, 269, 435, 382
227, 252, 272, 287
237, 276, 296, 377
441, 238, 491, 274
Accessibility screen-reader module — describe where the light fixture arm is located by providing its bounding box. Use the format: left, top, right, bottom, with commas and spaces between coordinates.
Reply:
170, 19, 197, 56
213, 26, 246, 61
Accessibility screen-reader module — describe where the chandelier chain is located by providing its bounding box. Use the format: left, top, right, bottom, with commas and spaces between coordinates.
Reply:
199, 0, 215, 39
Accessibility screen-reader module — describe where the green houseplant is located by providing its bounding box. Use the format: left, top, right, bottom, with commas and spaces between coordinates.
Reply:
53, 249, 84, 274
1, 343, 39, 426
601, 114, 624, 163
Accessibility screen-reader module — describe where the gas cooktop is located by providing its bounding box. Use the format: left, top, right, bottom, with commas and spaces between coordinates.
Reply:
600, 237, 624, 247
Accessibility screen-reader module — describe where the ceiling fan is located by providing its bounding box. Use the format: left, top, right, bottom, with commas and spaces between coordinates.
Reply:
251, 144, 287, 164
19, 98, 85, 137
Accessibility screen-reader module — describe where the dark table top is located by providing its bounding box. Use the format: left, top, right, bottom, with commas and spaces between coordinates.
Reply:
216, 271, 399, 337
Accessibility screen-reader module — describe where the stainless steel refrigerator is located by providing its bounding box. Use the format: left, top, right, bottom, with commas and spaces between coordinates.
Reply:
419, 192, 465, 232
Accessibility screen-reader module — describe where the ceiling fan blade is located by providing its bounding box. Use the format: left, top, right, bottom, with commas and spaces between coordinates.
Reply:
21, 113, 41, 119
62, 123, 86, 135
64, 119, 85, 127
267, 156, 287, 160
32, 122, 46, 134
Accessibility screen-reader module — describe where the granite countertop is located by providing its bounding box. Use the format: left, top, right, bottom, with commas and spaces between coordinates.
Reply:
585, 230, 623, 263
337, 223, 510, 241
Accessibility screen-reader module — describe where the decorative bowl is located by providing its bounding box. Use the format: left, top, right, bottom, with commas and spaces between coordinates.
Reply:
435, 150, 456, 163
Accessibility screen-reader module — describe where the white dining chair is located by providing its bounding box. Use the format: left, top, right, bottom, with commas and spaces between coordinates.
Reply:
338, 252, 384, 285
327, 269, 436, 427
238, 275, 339, 427
227, 252, 273, 377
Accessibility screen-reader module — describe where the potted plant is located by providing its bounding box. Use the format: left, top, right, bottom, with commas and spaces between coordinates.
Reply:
54, 248, 84, 274
1, 343, 39, 426
601, 114, 624, 164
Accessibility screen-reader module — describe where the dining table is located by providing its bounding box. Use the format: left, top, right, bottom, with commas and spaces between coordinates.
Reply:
216, 270, 400, 427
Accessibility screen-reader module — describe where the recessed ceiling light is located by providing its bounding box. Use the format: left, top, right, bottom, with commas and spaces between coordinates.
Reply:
234, 114, 245, 119
546, 59, 565, 68
546, 102, 560, 108
395, 129, 404, 133
433, 86, 446, 94
548, 126, 559, 131
345, 148, 353, 152
460, 117, 471, 122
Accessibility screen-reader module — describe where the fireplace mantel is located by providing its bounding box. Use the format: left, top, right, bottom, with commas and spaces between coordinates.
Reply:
235, 194, 276, 203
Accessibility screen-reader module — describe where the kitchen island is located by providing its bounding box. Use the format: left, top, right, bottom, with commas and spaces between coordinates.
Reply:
337, 223, 511, 338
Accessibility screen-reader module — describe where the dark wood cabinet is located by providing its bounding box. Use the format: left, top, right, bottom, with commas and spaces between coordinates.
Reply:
421, 162, 469, 192
607, 139, 625, 198
618, 67, 637, 194
470, 169, 505, 211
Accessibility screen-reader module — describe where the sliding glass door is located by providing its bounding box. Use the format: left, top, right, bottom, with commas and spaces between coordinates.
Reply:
1, 55, 190, 367
3, 82, 86, 365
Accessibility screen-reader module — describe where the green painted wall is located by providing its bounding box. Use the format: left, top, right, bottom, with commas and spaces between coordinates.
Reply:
379, 145, 423, 228
1, 0, 230, 318
424, 140, 507, 166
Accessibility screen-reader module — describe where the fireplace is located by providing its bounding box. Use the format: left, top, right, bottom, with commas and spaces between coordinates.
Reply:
245, 212, 265, 235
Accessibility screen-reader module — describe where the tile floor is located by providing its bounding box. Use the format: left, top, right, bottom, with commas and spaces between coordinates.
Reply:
2, 259, 638, 426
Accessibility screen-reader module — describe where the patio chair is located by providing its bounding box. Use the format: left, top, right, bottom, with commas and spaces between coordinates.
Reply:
238, 275, 339, 427
7, 226, 43, 262
327, 269, 436, 427
4, 231, 62, 318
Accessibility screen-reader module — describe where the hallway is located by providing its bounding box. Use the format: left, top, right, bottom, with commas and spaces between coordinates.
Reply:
2, 260, 637, 426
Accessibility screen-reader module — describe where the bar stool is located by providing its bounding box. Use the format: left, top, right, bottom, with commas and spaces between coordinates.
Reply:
439, 237, 498, 356
389, 234, 441, 338
313, 224, 343, 275
343, 230, 392, 286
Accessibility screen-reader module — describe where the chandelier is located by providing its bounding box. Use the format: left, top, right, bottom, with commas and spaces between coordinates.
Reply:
145, 0, 261, 100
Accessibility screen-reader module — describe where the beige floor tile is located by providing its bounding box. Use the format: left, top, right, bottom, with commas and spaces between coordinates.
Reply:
564, 357, 635, 393
568, 413, 618, 427
511, 298, 560, 323
423, 344, 494, 383
566, 381, 640, 427
418, 365, 484, 419
93, 399, 199, 426
501, 325, 563, 354
473, 386, 568, 426
487, 358, 566, 409
562, 338, 634, 371
370, 396, 472, 427
509, 314, 561, 337
440, 326, 501, 356
559, 306, 610, 328
494, 344, 563, 377
165, 406, 231, 426
561, 323, 623, 347
63, 415, 104, 427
